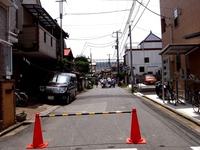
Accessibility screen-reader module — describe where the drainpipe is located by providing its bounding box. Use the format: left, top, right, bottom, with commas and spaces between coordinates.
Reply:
161, 54, 164, 103
169, 24, 173, 44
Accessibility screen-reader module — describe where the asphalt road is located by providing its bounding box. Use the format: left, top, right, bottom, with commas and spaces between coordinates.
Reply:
0, 86, 200, 150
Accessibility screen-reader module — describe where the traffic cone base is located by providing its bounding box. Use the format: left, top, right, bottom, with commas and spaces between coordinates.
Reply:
26, 142, 48, 149
126, 108, 146, 144
26, 113, 48, 149
126, 137, 146, 144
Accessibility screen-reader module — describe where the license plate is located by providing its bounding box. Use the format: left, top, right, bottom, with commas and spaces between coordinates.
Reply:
48, 96, 54, 100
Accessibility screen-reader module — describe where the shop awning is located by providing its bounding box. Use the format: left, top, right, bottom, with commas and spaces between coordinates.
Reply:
159, 43, 200, 56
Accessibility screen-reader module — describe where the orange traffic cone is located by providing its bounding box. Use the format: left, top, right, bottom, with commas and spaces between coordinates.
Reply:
26, 113, 48, 149
126, 108, 146, 144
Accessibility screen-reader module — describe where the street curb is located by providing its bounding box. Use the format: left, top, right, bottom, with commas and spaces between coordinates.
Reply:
137, 93, 200, 126
123, 88, 200, 126
23, 106, 60, 124
0, 122, 24, 137
0, 106, 60, 137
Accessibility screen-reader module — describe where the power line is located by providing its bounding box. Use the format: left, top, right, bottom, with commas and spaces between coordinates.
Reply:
66, 9, 130, 15
63, 22, 127, 27
118, 0, 151, 59
131, 0, 150, 31
112, 0, 136, 59
135, 0, 170, 19
68, 34, 112, 41
54, 9, 131, 19
81, 41, 116, 55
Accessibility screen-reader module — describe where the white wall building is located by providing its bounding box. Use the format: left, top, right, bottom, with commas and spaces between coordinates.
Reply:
125, 31, 162, 76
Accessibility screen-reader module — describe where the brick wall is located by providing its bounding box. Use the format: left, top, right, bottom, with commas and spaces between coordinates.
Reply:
160, 0, 200, 47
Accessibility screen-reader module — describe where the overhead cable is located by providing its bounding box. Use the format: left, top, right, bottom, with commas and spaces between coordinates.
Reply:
68, 34, 112, 41
81, 41, 116, 55
131, 0, 150, 31
113, 0, 136, 59
118, 0, 150, 59
54, 9, 131, 19
66, 9, 130, 15
135, 0, 170, 19
118, 0, 142, 59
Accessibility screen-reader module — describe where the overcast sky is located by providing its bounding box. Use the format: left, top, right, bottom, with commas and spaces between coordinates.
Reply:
41, 0, 161, 60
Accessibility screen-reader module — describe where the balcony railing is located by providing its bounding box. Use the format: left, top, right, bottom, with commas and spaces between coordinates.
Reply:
19, 24, 57, 59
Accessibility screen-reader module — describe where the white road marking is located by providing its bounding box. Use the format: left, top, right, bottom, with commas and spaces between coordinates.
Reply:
96, 149, 137, 150
191, 146, 200, 150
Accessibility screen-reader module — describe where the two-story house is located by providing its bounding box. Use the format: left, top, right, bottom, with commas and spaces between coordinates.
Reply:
12, 0, 70, 95
0, 0, 19, 132
124, 31, 162, 83
159, 0, 200, 101
0, 0, 18, 78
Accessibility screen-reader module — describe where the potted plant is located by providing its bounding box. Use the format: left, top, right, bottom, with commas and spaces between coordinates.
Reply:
16, 111, 27, 122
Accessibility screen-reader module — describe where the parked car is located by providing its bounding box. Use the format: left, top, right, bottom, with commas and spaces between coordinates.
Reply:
39, 72, 77, 104
143, 74, 157, 85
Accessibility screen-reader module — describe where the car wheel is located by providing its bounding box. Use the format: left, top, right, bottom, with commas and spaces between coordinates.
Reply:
73, 91, 77, 100
65, 94, 70, 104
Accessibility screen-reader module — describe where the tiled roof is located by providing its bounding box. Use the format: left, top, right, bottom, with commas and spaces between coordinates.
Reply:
64, 48, 71, 56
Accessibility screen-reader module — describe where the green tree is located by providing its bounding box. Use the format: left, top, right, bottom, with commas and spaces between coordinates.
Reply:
74, 55, 89, 74
118, 71, 125, 81
56, 56, 68, 71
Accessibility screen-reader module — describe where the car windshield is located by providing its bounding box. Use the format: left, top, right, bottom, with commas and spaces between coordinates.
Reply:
49, 74, 70, 84
146, 75, 155, 79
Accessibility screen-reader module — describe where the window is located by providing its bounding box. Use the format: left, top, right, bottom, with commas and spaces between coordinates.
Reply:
173, 7, 179, 28
51, 37, 53, 47
5, 46, 12, 75
144, 57, 149, 63
161, 18, 166, 33
139, 66, 145, 72
44, 31, 46, 43
176, 53, 181, 71
0, 42, 12, 76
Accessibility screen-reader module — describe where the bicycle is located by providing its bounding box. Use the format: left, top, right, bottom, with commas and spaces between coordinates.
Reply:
191, 91, 200, 113
15, 89, 29, 107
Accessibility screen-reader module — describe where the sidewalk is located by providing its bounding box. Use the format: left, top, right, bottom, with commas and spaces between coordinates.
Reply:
134, 92, 200, 126
0, 99, 59, 136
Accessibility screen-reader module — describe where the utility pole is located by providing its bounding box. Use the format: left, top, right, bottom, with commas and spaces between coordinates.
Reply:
56, 0, 65, 58
90, 49, 92, 77
116, 31, 119, 84
112, 31, 121, 85
107, 54, 111, 69
129, 24, 134, 93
